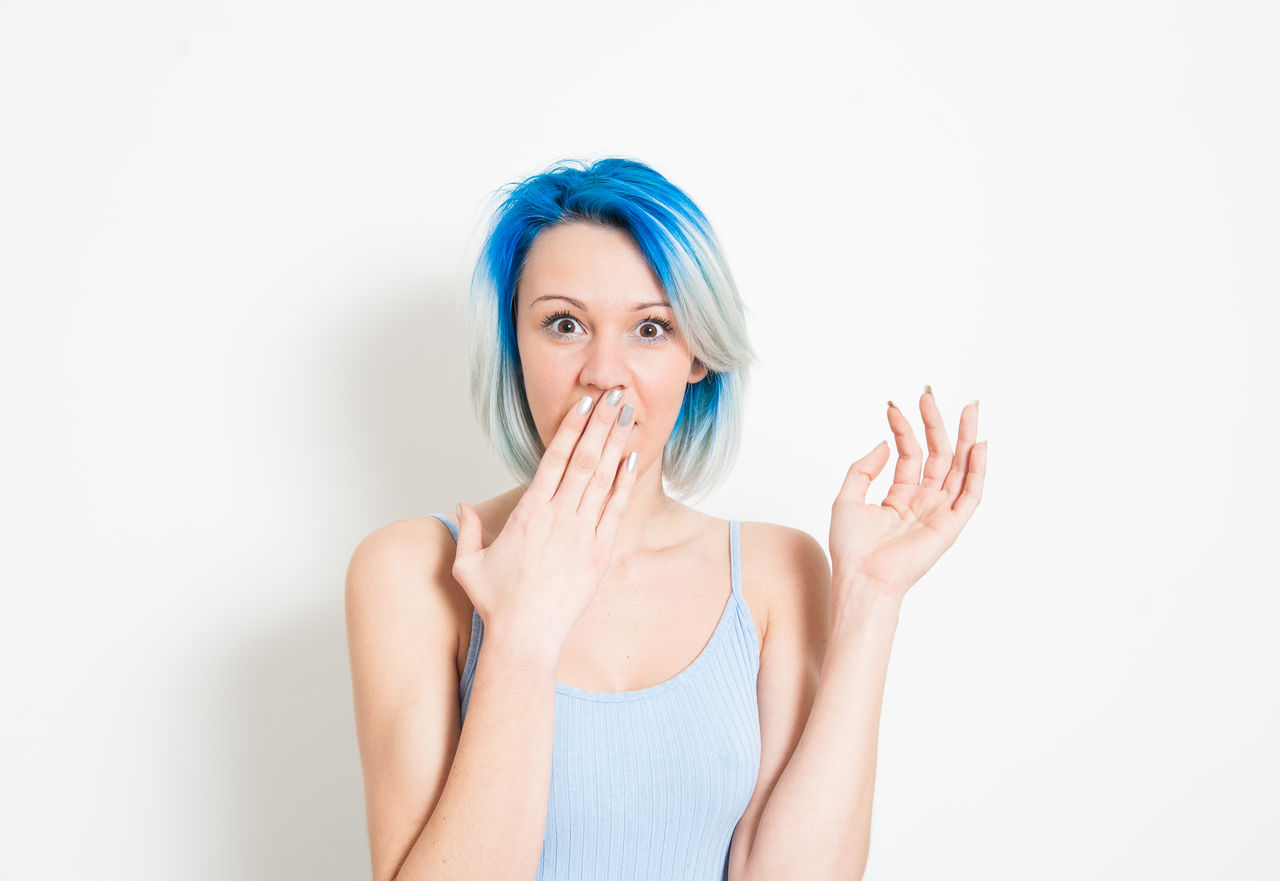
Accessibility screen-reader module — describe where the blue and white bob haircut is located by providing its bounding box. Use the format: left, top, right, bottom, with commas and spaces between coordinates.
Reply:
466, 157, 757, 502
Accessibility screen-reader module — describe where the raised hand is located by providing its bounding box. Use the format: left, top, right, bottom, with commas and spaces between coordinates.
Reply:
451, 389, 640, 656
829, 387, 987, 602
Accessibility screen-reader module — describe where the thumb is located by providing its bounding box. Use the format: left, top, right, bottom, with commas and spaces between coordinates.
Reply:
837, 440, 892, 506
455, 501, 483, 557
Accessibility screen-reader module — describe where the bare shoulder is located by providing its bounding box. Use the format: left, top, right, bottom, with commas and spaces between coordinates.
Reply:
736, 521, 832, 646
344, 515, 470, 660
346, 515, 463, 606
344, 489, 526, 667
345, 482, 525, 615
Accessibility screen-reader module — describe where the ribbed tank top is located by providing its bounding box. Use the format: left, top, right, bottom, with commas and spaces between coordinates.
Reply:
428, 514, 762, 881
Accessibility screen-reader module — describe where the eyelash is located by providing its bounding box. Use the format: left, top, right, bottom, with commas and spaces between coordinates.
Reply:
538, 310, 676, 345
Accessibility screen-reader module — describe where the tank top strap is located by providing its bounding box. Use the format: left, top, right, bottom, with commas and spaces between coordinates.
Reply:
729, 519, 743, 601
427, 512, 458, 542
727, 518, 760, 657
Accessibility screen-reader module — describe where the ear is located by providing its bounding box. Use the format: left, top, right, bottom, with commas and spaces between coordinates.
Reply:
688, 358, 708, 384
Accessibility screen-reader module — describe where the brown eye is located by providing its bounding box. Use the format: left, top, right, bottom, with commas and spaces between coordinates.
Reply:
635, 317, 674, 344
539, 311, 584, 338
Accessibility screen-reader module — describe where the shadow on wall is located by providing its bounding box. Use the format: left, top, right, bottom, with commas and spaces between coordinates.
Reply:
208, 603, 370, 879
188, 278, 510, 879
326, 275, 514, 521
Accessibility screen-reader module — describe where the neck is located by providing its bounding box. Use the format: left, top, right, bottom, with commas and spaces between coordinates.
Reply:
608, 459, 685, 561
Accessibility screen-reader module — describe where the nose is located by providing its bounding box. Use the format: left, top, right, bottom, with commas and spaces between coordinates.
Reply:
578, 334, 633, 396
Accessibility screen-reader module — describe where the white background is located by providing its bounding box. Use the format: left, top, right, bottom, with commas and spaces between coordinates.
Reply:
3, 1, 1276, 878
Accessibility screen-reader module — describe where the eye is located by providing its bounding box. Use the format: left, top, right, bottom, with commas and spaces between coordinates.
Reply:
636, 316, 676, 345
539, 310, 585, 339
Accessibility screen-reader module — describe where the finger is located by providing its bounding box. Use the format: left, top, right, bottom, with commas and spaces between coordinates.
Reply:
952, 440, 987, 522
579, 402, 637, 521
553, 388, 628, 509
525, 394, 597, 503
942, 401, 979, 501
835, 440, 891, 507
919, 386, 954, 491
887, 400, 923, 487
596, 448, 640, 540
454, 501, 481, 553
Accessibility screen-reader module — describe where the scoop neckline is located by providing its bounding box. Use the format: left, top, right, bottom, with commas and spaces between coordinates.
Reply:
551, 583, 737, 702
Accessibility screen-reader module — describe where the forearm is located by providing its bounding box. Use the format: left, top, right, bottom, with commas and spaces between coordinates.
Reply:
396, 628, 558, 881
742, 582, 902, 881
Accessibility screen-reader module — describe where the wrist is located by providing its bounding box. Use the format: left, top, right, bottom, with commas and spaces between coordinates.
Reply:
482, 620, 564, 671
830, 576, 903, 633
832, 568, 905, 601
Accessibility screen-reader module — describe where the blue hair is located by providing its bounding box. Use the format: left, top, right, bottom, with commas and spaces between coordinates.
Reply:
466, 157, 756, 501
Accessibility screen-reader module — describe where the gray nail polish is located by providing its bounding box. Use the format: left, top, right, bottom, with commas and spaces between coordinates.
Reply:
626, 451, 637, 472
577, 395, 593, 415
619, 403, 634, 427
606, 389, 623, 406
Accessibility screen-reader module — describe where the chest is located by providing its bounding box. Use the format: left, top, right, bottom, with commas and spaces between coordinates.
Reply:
555, 572, 731, 693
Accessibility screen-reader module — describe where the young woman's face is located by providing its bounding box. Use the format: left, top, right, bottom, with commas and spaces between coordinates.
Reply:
515, 221, 707, 468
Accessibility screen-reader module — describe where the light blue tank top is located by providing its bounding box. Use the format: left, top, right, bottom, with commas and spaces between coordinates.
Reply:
428, 514, 762, 881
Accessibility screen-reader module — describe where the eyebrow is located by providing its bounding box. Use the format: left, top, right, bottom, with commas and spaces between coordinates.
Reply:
529, 294, 672, 311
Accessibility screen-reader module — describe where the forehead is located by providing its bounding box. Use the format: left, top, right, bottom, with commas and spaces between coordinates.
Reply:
518, 222, 668, 311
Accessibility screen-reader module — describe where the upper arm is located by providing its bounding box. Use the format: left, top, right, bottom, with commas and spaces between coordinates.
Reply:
726, 523, 831, 880
344, 517, 467, 881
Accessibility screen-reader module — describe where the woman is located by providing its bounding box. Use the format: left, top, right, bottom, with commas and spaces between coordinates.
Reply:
345, 158, 987, 881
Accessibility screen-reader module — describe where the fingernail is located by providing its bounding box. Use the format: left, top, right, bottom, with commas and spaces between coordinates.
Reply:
606, 389, 623, 406
887, 400, 898, 410
577, 395, 593, 414
619, 403, 634, 427
454, 502, 462, 523
968, 399, 979, 409
924, 384, 933, 396
626, 451, 637, 472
